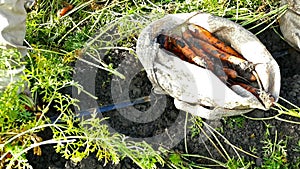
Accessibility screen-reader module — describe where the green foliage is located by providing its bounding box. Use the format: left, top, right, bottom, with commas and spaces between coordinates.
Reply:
0, 50, 78, 168
0, 73, 41, 168
189, 116, 203, 138
226, 157, 253, 169
0, 48, 26, 70
25, 50, 73, 102
52, 116, 164, 168
167, 152, 191, 169
0, 86, 31, 131
0, 49, 37, 168
1, 1, 167, 168
223, 116, 246, 129
260, 131, 289, 168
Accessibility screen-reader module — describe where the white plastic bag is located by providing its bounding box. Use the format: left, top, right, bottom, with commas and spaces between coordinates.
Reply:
136, 13, 281, 119
0, 0, 27, 92
280, 0, 300, 51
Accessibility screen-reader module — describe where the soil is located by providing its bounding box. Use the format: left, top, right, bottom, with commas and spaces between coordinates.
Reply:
26, 22, 300, 169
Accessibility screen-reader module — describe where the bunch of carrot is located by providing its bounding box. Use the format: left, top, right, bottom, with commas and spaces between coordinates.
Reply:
156, 23, 275, 106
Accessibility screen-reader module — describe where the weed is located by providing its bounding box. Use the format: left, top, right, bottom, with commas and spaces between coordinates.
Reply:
53, 116, 164, 168
249, 146, 258, 154
292, 140, 300, 153
223, 116, 246, 129
244, 97, 300, 124
189, 116, 204, 138
226, 157, 253, 169
260, 130, 289, 168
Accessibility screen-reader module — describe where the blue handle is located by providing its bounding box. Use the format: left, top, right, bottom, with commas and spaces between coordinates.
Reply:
50, 96, 151, 123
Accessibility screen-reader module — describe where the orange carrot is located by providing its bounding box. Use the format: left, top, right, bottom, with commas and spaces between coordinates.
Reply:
223, 67, 238, 79
230, 64, 257, 82
187, 23, 244, 59
230, 81, 262, 101
157, 34, 228, 82
157, 34, 185, 60
157, 34, 208, 68
249, 74, 257, 81
58, 4, 73, 17
232, 81, 275, 106
180, 33, 228, 81
182, 30, 257, 82
182, 30, 253, 70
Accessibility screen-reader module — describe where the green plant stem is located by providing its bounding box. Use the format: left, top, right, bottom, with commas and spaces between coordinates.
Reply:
184, 112, 189, 154
6, 139, 76, 168
0, 123, 67, 155
204, 122, 259, 159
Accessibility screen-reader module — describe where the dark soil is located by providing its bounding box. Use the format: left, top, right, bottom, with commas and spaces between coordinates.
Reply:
27, 23, 300, 169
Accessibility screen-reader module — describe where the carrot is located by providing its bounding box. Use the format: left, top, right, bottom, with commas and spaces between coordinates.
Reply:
230, 64, 257, 82
231, 81, 275, 106
231, 81, 261, 101
188, 44, 214, 69
182, 29, 257, 75
243, 70, 257, 82
180, 32, 228, 82
223, 67, 238, 79
249, 74, 257, 81
187, 23, 244, 59
169, 44, 189, 61
58, 4, 73, 17
157, 34, 190, 61
157, 34, 208, 68
234, 82, 259, 96
185, 25, 258, 81
181, 32, 217, 69
183, 30, 259, 83
214, 64, 228, 82
157, 34, 228, 82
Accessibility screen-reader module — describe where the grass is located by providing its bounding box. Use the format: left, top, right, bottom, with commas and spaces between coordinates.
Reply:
1, 0, 300, 168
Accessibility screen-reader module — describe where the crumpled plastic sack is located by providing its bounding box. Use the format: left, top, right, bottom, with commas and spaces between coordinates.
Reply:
136, 12, 281, 119
280, 0, 300, 51
0, 0, 27, 92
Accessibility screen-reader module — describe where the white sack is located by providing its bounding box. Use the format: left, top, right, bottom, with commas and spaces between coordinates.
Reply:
0, 0, 27, 55
280, 0, 300, 51
136, 13, 281, 119
0, 0, 27, 92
